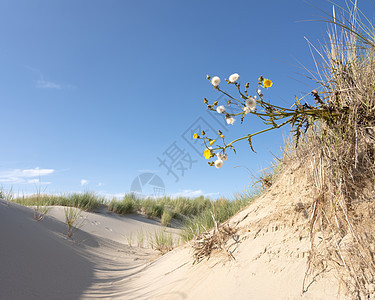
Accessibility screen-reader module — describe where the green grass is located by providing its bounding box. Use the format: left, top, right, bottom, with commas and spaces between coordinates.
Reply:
108, 193, 138, 214
9, 186, 262, 242
180, 190, 260, 242
147, 228, 175, 254
12, 191, 105, 211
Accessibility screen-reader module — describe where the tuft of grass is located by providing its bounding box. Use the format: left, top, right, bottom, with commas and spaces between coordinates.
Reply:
191, 213, 237, 264
180, 190, 258, 242
108, 193, 138, 214
64, 206, 82, 238
125, 232, 133, 247
0, 186, 14, 205
141, 198, 164, 218
147, 228, 174, 254
33, 204, 50, 222
161, 209, 173, 226
137, 229, 145, 248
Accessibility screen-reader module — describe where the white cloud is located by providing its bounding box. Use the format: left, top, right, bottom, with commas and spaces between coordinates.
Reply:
98, 182, 103, 187
169, 190, 220, 199
36, 79, 61, 90
0, 168, 55, 184
80, 179, 88, 186
27, 179, 51, 185
170, 189, 204, 198
20, 168, 54, 177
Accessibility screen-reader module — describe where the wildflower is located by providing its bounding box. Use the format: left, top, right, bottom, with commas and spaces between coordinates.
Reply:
204, 149, 211, 159
243, 107, 251, 114
216, 153, 228, 161
263, 78, 273, 88
257, 88, 263, 97
211, 76, 221, 87
228, 73, 240, 83
216, 105, 225, 113
246, 97, 256, 111
214, 159, 223, 168
193, 133, 199, 139
209, 139, 215, 146
225, 116, 235, 125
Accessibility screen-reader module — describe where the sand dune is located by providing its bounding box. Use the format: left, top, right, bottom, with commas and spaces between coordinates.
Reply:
128, 162, 349, 299
0, 162, 349, 299
0, 200, 175, 299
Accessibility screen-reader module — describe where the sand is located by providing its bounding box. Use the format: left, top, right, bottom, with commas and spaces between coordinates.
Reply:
0, 163, 350, 299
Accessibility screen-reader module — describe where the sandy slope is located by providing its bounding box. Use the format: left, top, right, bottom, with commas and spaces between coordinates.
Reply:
0, 161, 351, 299
0, 200, 176, 299
127, 161, 350, 300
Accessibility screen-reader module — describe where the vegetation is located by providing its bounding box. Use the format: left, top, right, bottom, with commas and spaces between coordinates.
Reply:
147, 228, 175, 254
108, 193, 138, 214
12, 191, 105, 211
6, 185, 259, 245
194, 2, 375, 298
64, 206, 82, 238
180, 190, 258, 242
0, 185, 14, 204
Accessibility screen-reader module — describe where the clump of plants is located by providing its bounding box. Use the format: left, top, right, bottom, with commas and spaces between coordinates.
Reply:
64, 206, 83, 238
191, 212, 237, 264
13, 191, 105, 212
195, 2, 375, 298
148, 228, 175, 254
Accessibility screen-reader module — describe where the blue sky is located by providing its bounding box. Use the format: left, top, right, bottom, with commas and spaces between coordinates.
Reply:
0, 0, 371, 199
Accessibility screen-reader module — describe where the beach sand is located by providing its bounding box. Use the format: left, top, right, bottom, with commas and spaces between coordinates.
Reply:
0, 163, 349, 299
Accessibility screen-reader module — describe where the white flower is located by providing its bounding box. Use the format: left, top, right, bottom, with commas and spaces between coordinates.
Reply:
216, 105, 225, 113
211, 76, 221, 87
228, 73, 240, 83
216, 152, 228, 161
245, 97, 257, 111
225, 116, 235, 125
243, 107, 251, 114
257, 89, 263, 97
214, 159, 223, 168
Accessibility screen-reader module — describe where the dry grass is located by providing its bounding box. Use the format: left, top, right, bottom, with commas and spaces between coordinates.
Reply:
190, 213, 238, 264
287, 3, 375, 297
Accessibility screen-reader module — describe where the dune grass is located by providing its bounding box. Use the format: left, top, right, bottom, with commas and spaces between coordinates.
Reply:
0, 186, 14, 204
108, 193, 138, 214
180, 189, 259, 242
64, 206, 82, 238
147, 228, 175, 254
7, 185, 263, 248
12, 191, 105, 212
107, 194, 212, 225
